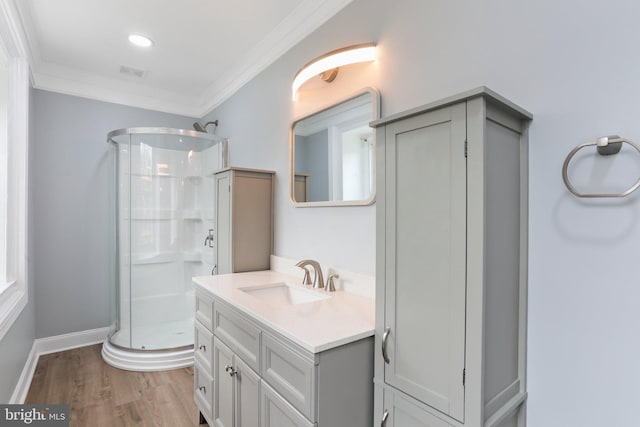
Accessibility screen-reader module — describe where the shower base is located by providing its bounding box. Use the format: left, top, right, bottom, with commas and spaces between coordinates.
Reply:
109, 317, 194, 350
101, 317, 194, 371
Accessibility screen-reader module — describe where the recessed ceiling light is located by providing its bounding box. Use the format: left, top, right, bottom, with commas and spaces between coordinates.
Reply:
128, 34, 153, 48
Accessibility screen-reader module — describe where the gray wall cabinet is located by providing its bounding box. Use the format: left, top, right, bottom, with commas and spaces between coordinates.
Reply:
372, 87, 531, 427
194, 290, 374, 427
214, 168, 275, 275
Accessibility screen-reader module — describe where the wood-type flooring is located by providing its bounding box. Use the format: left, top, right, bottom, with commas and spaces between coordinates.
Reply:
25, 344, 207, 427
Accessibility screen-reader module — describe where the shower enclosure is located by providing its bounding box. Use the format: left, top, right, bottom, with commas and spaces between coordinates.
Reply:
102, 127, 227, 371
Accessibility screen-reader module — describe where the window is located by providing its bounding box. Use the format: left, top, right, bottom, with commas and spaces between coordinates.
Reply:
0, 2, 30, 340
0, 43, 6, 285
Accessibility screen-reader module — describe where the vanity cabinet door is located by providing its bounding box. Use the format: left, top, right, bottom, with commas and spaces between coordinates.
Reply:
261, 333, 315, 420
382, 104, 467, 421
213, 334, 261, 427
380, 387, 455, 427
261, 382, 314, 427
235, 357, 261, 427
214, 337, 235, 427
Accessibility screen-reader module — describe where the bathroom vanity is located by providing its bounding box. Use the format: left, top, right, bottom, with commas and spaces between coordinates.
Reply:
193, 271, 375, 427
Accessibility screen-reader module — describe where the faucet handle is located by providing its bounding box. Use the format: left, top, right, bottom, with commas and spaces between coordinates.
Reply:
326, 274, 339, 292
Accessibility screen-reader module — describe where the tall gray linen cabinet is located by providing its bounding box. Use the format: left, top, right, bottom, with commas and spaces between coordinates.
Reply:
372, 87, 532, 427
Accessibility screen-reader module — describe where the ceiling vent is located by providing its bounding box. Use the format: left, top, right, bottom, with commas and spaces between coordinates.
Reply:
119, 65, 147, 78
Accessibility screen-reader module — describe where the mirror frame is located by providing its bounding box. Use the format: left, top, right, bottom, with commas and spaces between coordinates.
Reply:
289, 87, 381, 207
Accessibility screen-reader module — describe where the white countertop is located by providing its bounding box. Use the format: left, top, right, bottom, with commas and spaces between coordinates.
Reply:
193, 270, 375, 353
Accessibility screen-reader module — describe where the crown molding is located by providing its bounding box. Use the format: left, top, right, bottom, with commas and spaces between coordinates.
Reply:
0, 0, 30, 59
197, 0, 354, 116
32, 62, 202, 117
9, 0, 353, 118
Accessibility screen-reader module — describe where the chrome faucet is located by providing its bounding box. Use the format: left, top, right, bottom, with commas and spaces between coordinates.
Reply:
295, 260, 324, 289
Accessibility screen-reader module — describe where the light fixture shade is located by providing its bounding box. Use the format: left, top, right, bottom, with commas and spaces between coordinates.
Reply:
292, 43, 376, 100
128, 34, 154, 48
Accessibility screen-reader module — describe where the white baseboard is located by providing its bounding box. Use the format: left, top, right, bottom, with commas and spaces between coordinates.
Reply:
35, 326, 110, 356
10, 326, 110, 403
9, 341, 38, 404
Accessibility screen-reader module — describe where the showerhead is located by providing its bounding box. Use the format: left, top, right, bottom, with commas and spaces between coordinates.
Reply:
193, 120, 219, 133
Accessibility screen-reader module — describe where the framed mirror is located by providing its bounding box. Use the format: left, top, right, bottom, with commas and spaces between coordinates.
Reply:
290, 87, 380, 207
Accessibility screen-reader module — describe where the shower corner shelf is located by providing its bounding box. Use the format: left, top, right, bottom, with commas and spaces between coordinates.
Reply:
126, 208, 177, 220
131, 251, 179, 265
182, 210, 202, 220
130, 172, 180, 178
184, 251, 203, 263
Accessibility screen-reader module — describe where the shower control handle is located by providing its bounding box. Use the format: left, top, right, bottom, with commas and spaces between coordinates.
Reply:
204, 229, 214, 248
225, 365, 237, 377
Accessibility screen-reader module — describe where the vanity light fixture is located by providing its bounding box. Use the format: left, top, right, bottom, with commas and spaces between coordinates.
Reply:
128, 34, 154, 48
291, 43, 376, 100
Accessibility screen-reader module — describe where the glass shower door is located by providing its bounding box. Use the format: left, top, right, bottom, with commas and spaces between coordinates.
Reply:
107, 128, 225, 352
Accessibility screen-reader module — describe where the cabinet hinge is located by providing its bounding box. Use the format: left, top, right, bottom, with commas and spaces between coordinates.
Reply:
463, 368, 466, 386
464, 140, 468, 158
228, 185, 231, 192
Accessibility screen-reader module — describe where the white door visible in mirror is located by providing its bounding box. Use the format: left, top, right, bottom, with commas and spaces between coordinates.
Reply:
291, 88, 380, 206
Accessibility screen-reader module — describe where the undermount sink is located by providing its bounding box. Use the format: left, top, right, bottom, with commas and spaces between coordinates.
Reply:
238, 282, 330, 306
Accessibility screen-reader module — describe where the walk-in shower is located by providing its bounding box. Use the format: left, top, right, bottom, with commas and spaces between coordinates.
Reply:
102, 127, 227, 371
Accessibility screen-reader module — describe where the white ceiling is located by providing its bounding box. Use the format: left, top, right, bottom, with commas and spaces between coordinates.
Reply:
12, 0, 352, 117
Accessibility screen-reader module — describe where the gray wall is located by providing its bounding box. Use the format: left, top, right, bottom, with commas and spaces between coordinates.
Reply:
201, 0, 640, 425
31, 90, 195, 338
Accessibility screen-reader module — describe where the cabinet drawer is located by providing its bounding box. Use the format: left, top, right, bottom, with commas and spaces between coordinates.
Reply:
195, 321, 214, 374
194, 362, 214, 421
214, 302, 261, 372
261, 382, 315, 427
195, 290, 214, 332
381, 386, 454, 427
262, 333, 316, 421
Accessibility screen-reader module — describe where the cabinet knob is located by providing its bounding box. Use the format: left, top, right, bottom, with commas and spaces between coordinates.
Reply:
225, 364, 237, 377
381, 409, 389, 426
382, 327, 391, 364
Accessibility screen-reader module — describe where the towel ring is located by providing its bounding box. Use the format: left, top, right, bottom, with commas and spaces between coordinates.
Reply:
562, 135, 640, 198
